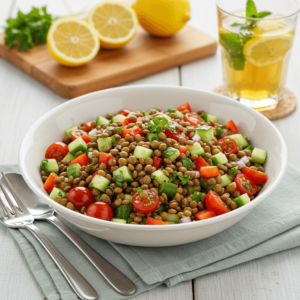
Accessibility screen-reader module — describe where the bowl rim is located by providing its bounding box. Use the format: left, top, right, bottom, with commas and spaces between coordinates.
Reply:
18, 85, 288, 231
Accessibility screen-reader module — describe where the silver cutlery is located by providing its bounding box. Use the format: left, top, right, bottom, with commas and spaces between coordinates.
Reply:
0, 174, 98, 300
0, 173, 136, 296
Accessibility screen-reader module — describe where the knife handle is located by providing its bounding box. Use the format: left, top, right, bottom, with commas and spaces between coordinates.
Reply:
46, 215, 136, 296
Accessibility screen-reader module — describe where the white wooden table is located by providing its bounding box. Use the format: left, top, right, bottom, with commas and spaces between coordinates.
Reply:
1, 1, 300, 299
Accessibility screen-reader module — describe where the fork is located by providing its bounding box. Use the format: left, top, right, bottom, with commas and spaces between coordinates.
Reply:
0, 175, 98, 300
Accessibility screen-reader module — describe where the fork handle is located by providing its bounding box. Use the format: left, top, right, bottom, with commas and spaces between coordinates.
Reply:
25, 223, 97, 300
46, 215, 136, 296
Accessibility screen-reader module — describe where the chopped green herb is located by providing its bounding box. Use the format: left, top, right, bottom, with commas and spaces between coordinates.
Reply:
182, 158, 195, 168
167, 108, 176, 113
192, 192, 203, 203
137, 187, 143, 194
225, 140, 231, 145
169, 173, 177, 181
141, 217, 147, 225
175, 172, 190, 185
229, 167, 238, 176
164, 202, 171, 205
216, 127, 224, 138
84, 212, 87, 215
114, 171, 124, 188
149, 194, 155, 199
107, 186, 115, 194
128, 218, 133, 223
147, 117, 170, 134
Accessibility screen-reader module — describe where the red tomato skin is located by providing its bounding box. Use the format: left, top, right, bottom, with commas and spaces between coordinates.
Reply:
71, 129, 86, 141
121, 126, 143, 138
99, 153, 118, 168
195, 156, 208, 170
45, 142, 69, 160
205, 191, 231, 215
92, 171, 98, 178
179, 146, 188, 154
242, 167, 268, 185
86, 202, 113, 221
226, 120, 239, 134
118, 109, 132, 116
132, 190, 159, 213
122, 117, 143, 126
194, 209, 216, 221
67, 187, 94, 209
83, 122, 92, 132
146, 216, 168, 225
153, 157, 162, 169
81, 134, 91, 143
234, 174, 257, 196
184, 113, 205, 126
218, 137, 238, 157
165, 129, 186, 142
176, 102, 191, 112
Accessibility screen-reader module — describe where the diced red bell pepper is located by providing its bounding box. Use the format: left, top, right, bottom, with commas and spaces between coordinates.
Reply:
200, 166, 219, 177
195, 156, 208, 170
176, 102, 191, 112
121, 126, 143, 138
81, 134, 91, 143
146, 216, 168, 225
43, 173, 58, 193
83, 121, 93, 132
153, 157, 162, 169
99, 153, 118, 168
242, 167, 268, 185
226, 120, 238, 134
178, 146, 188, 154
69, 153, 89, 166
194, 209, 216, 221
92, 171, 98, 178
118, 109, 132, 116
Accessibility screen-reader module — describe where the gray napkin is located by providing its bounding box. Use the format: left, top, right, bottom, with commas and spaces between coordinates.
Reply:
1, 163, 300, 300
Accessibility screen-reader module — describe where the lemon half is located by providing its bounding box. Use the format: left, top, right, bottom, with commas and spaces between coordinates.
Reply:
88, 1, 138, 49
47, 17, 100, 67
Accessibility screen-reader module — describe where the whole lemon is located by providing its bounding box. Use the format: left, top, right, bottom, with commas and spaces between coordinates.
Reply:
132, 0, 191, 37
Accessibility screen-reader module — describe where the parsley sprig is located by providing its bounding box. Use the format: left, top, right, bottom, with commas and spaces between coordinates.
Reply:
114, 171, 124, 188
169, 172, 190, 185
148, 117, 170, 134
182, 158, 194, 168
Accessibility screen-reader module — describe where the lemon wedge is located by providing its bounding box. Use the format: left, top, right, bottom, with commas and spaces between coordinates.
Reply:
47, 17, 100, 67
244, 34, 294, 67
252, 22, 289, 36
87, 1, 138, 49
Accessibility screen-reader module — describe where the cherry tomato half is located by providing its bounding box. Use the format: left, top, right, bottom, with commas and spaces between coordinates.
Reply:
234, 174, 257, 196
217, 137, 238, 157
132, 190, 159, 213
118, 109, 132, 116
226, 120, 239, 134
146, 216, 168, 225
194, 209, 216, 221
122, 117, 143, 126
153, 157, 162, 169
242, 167, 268, 185
165, 128, 186, 142
99, 153, 118, 168
83, 121, 93, 132
205, 191, 231, 215
67, 187, 94, 210
176, 102, 191, 112
184, 113, 205, 126
45, 142, 69, 160
86, 202, 113, 221
71, 129, 86, 141
121, 126, 143, 138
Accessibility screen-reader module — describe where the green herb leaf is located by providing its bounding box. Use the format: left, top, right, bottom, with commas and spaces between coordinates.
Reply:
141, 217, 147, 225
246, 0, 257, 17
137, 187, 143, 194
169, 173, 177, 181
256, 11, 272, 18
107, 186, 115, 195
175, 172, 190, 185
229, 166, 238, 176
128, 218, 133, 223
182, 158, 195, 168
149, 194, 155, 199
167, 108, 176, 113
164, 202, 171, 205
216, 127, 224, 138
114, 171, 124, 188
192, 192, 203, 203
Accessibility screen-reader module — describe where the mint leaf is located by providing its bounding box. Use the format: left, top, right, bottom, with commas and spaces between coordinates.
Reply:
182, 158, 195, 168
246, 0, 257, 17
256, 11, 272, 18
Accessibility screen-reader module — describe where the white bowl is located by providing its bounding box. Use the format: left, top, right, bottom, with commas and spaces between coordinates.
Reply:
19, 86, 287, 247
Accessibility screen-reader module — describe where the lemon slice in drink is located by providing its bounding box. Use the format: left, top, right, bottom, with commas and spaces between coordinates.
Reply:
252, 22, 288, 36
88, 1, 138, 49
244, 34, 294, 67
47, 17, 100, 67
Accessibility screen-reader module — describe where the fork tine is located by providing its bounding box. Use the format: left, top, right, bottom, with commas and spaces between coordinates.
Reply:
0, 173, 30, 215
0, 190, 12, 217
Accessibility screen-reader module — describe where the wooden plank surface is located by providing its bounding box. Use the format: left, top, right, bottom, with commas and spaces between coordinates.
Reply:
0, 25, 217, 98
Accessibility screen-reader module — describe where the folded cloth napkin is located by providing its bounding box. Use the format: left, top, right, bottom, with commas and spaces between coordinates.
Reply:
1, 163, 300, 300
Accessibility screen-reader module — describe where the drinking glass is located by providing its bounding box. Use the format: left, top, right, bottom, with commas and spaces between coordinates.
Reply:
217, 0, 300, 111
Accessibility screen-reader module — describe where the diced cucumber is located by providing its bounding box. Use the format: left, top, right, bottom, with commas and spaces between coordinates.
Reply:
167, 109, 184, 119
96, 116, 109, 126
144, 109, 157, 116
157, 113, 171, 120
211, 152, 228, 165
151, 170, 170, 184
90, 175, 111, 191
227, 134, 249, 148
62, 152, 75, 162
133, 146, 153, 159
200, 114, 217, 123
233, 193, 250, 207
49, 187, 67, 200
97, 137, 113, 152
115, 205, 132, 220
162, 147, 180, 162
195, 125, 214, 142
187, 142, 205, 157
66, 163, 81, 178
191, 191, 203, 202
111, 114, 126, 123
146, 133, 158, 142
166, 213, 179, 223
112, 218, 127, 224
185, 185, 201, 195
200, 177, 215, 191
65, 125, 78, 137
251, 148, 268, 165
220, 174, 232, 187
41, 159, 59, 174
68, 137, 87, 155
158, 182, 178, 199
113, 166, 133, 183
124, 194, 133, 202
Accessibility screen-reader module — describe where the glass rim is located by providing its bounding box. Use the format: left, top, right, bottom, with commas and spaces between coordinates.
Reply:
216, 0, 300, 21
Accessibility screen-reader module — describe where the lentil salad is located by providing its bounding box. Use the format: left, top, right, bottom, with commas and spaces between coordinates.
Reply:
40, 102, 268, 225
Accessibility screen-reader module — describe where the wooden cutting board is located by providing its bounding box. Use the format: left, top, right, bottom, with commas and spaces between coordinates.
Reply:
0, 26, 217, 99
